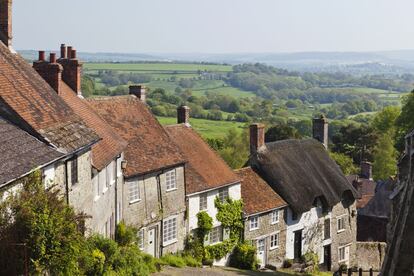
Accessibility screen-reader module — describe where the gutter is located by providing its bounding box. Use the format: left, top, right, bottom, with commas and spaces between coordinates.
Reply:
186, 180, 241, 197
243, 204, 289, 219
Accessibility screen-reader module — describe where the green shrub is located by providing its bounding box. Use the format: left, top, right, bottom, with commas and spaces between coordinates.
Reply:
196, 211, 213, 239
229, 242, 258, 270
302, 251, 319, 273
115, 222, 138, 246
182, 255, 202, 267
205, 239, 235, 260
202, 259, 214, 267
159, 254, 186, 268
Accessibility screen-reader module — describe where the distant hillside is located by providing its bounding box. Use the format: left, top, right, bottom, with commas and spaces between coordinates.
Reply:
18, 50, 414, 75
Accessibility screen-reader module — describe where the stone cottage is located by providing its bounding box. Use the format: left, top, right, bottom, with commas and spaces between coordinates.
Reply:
31, 45, 128, 237
165, 106, 241, 266
247, 121, 358, 272
0, 1, 109, 235
381, 129, 414, 275
88, 89, 187, 257
235, 167, 288, 269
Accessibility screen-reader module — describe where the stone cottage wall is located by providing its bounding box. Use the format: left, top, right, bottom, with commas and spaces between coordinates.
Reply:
356, 242, 386, 271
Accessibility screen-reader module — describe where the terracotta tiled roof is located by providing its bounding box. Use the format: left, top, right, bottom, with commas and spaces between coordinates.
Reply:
0, 117, 64, 187
87, 96, 185, 177
235, 167, 287, 216
0, 43, 98, 153
165, 124, 240, 195
59, 82, 127, 170
346, 175, 377, 209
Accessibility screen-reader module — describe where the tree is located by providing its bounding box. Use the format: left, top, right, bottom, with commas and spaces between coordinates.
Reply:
372, 106, 400, 134
329, 152, 359, 175
265, 124, 302, 142
372, 134, 398, 180
218, 128, 249, 169
396, 90, 414, 150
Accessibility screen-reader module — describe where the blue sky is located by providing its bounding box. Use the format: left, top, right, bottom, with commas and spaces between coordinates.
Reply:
13, 0, 414, 53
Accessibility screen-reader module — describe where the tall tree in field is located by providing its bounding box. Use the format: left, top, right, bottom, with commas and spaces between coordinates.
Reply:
396, 90, 414, 150
372, 134, 398, 180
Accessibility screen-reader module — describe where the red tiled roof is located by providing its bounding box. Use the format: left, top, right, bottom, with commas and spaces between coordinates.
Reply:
0, 43, 98, 153
346, 175, 377, 209
165, 124, 240, 195
87, 96, 185, 177
235, 167, 287, 215
59, 82, 127, 170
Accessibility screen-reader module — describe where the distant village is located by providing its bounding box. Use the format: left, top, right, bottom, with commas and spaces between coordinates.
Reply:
0, 1, 413, 275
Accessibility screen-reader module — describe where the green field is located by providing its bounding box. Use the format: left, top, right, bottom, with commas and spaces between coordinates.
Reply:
84, 62, 232, 72
157, 116, 246, 139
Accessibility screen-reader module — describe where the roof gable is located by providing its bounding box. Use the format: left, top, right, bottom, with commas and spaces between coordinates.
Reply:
87, 96, 185, 176
165, 124, 240, 194
250, 139, 358, 214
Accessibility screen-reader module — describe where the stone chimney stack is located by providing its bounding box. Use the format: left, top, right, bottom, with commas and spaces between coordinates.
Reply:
250, 123, 265, 154
57, 44, 82, 96
129, 85, 146, 102
0, 0, 12, 48
313, 114, 328, 149
360, 161, 373, 180
33, 51, 63, 94
177, 105, 190, 124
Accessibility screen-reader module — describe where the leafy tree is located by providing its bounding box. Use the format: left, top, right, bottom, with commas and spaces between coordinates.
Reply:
372, 106, 400, 134
372, 134, 398, 180
265, 124, 302, 142
396, 91, 414, 150
329, 152, 359, 175
218, 128, 249, 169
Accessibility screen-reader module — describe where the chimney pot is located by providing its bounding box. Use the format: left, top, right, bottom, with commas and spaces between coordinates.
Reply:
0, 0, 13, 47
50, 53, 56, 63
60, 44, 67, 59
67, 46, 72, 58
177, 105, 190, 124
129, 85, 146, 102
38, 50, 45, 61
313, 114, 328, 149
250, 123, 265, 153
70, 49, 77, 59
360, 161, 373, 180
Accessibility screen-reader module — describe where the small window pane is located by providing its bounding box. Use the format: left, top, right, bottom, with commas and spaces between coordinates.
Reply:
324, 218, 331, 239
129, 181, 140, 203
163, 217, 177, 243
270, 233, 279, 249
250, 216, 259, 230
218, 187, 229, 202
271, 210, 279, 224
199, 193, 207, 210
166, 170, 177, 191
210, 226, 223, 244
338, 216, 346, 231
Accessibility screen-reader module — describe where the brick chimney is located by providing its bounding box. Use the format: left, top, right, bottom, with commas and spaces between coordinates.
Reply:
33, 51, 63, 94
177, 105, 190, 124
250, 123, 265, 154
129, 85, 146, 102
313, 114, 328, 149
57, 45, 82, 96
0, 0, 12, 48
360, 161, 373, 180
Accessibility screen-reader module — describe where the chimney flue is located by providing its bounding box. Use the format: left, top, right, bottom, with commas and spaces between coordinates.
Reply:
129, 85, 146, 102
60, 44, 67, 59
177, 105, 190, 124
360, 161, 373, 180
313, 114, 329, 149
38, 51, 45, 61
250, 123, 265, 154
0, 0, 13, 48
67, 46, 72, 58
50, 53, 56, 63
70, 49, 77, 59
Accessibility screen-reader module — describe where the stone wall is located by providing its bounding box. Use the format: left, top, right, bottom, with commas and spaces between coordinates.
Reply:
356, 242, 386, 271
244, 208, 287, 268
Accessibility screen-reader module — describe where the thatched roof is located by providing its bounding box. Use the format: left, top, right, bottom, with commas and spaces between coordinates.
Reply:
249, 139, 358, 214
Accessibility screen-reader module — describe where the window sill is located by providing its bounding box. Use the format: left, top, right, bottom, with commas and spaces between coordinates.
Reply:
166, 188, 178, 192
271, 221, 279, 225
163, 238, 178, 247
337, 229, 345, 234
270, 246, 279, 251
249, 227, 259, 231
129, 199, 141, 205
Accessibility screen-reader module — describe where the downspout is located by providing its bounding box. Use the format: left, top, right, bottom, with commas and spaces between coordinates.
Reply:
157, 172, 164, 257
65, 161, 69, 205
114, 158, 118, 226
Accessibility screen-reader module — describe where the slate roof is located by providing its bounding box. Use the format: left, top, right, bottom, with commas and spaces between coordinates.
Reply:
358, 179, 394, 218
346, 175, 377, 209
87, 96, 186, 177
0, 43, 98, 153
249, 139, 358, 214
235, 167, 287, 216
165, 124, 240, 195
59, 82, 127, 170
0, 117, 64, 187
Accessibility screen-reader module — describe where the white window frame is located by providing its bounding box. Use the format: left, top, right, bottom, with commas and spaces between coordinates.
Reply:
205, 225, 223, 245
42, 165, 55, 189
337, 215, 346, 233
100, 167, 108, 194
128, 180, 140, 204
338, 245, 349, 262
165, 170, 177, 191
249, 216, 259, 231
270, 232, 280, 250
163, 216, 178, 246
218, 187, 229, 202
93, 174, 100, 201
138, 229, 145, 250
271, 210, 279, 224
199, 193, 208, 211
116, 156, 123, 177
